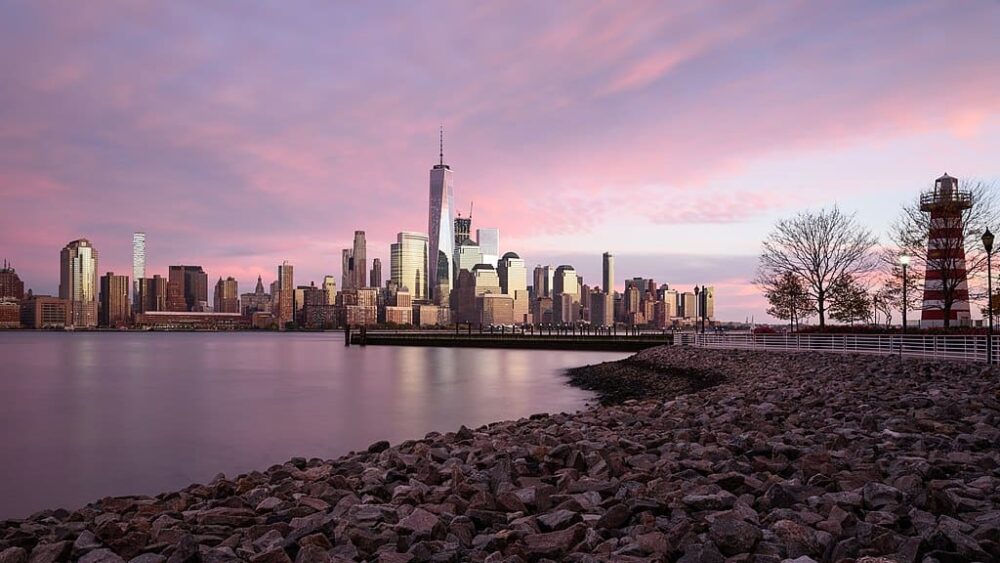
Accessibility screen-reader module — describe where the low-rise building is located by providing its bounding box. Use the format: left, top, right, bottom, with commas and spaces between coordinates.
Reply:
20, 296, 71, 329
134, 311, 247, 330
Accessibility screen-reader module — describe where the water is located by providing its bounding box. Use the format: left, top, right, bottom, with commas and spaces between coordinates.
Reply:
0, 332, 626, 519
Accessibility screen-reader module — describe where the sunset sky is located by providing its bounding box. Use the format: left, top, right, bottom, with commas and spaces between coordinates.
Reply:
2, 1, 999, 321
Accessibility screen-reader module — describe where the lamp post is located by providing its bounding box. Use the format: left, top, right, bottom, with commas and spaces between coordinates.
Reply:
693, 286, 701, 334
983, 228, 994, 364
899, 255, 911, 334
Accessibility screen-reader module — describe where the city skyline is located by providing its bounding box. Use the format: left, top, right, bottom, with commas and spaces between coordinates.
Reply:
2, 3, 1000, 321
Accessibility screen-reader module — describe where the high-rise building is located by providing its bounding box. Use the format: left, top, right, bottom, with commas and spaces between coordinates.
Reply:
353, 231, 367, 288
476, 228, 500, 267
132, 232, 145, 309
0, 260, 24, 300
99, 272, 130, 328
341, 249, 354, 291
276, 261, 294, 327
323, 275, 337, 305
454, 239, 483, 277
532, 265, 555, 298
168, 265, 208, 312
498, 252, 529, 324
590, 292, 614, 327
697, 286, 715, 320
680, 291, 697, 319
214, 277, 239, 313
553, 265, 579, 300
454, 214, 472, 247
370, 258, 382, 289
428, 128, 455, 305
60, 239, 99, 327
602, 252, 614, 294
138, 275, 167, 313
390, 231, 429, 300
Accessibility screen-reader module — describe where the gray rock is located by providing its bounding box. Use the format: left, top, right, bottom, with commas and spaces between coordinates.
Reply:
709, 517, 762, 556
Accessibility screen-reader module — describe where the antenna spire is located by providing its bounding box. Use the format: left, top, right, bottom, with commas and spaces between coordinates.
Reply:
439, 125, 444, 166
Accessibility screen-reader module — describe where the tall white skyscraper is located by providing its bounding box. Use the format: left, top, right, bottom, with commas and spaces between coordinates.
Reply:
602, 252, 614, 294
476, 228, 500, 267
132, 232, 145, 307
391, 232, 429, 300
428, 128, 455, 305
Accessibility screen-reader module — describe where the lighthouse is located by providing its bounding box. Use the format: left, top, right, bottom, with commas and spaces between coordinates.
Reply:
919, 173, 972, 327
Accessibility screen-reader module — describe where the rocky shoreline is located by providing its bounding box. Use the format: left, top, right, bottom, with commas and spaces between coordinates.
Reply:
2, 347, 998, 563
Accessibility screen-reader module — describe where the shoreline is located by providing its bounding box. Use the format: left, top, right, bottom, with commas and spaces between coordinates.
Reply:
2, 346, 998, 562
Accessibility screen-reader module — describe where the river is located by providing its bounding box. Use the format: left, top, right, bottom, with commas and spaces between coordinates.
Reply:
0, 332, 627, 519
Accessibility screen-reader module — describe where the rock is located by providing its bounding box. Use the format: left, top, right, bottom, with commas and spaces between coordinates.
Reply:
0, 548, 28, 563
256, 497, 282, 512
537, 509, 582, 531
771, 520, 822, 559
396, 508, 441, 538
27, 542, 71, 563
249, 549, 293, 563
709, 517, 762, 556
523, 523, 587, 559
367, 441, 391, 454
127, 555, 166, 563
72, 530, 102, 557
862, 482, 902, 510
79, 549, 126, 563
596, 504, 631, 529
682, 491, 736, 511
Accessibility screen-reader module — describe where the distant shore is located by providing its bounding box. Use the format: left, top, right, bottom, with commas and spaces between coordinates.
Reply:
1, 347, 997, 562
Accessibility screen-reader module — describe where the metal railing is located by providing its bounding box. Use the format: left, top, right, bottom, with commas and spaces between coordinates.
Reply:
678, 332, 1000, 363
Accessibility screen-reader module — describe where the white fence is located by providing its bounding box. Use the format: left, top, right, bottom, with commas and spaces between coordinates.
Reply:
678, 332, 1000, 363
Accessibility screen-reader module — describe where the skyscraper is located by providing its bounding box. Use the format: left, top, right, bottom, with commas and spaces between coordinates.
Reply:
370, 258, 382, 289
428, 128, 455, 305
214, 277, 239, 313
138, 275, 167, 313
99, 272, 130, 328
353, 231, 367, 288
455, 214, 472, 247
602, 252, 614, 294
276, 261, 294, 327
532, 265, 555, 298
477, 228, 500, 267
168, 265, 208, 311
132, 232, 145, 309
390, 231, 429, 300
322, 275, 337, 305
454, 239, 483, 277
341, 249, 354, 291
59, 239, 99, 327
498, 252, 529, 323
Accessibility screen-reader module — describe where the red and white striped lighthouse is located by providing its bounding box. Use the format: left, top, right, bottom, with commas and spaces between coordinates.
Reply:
919, 173, 972, 327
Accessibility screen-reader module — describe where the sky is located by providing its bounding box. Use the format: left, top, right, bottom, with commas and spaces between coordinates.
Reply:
2, 1, 999, 321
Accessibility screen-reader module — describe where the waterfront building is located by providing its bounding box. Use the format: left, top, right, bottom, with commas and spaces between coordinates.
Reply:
240, 276, 272, 316
390, 231, 429, 300
134, 311, 247, 330
385, 306, 413, 325
498, 252, 529, 323
478, 293, 514, 325
99, 272, 130, 328
370, 258, 382, 289
533, 296, 553, 324
476, 228, 500, 267
132, 232, 145, 309
59, 239, 99, 327
395, 290, 412, 308
553, 292, 575, 324
138, 275, 167, 313
276, 261, 294, 327
166, 282, 185, 311
428, 129, 455, 305
413, 304, 442, 327
322, 275, 337, 305
552, 265, 579, 315
602, 252, 615, 294
590, 292, 614, 327
213, 277, 239, 314
454, 214, 472, 247
303, 305, 337, 329
0, 300, 19, 328
452, 269, 477, 323
20, 295, 70, 329
167, 265, 208, 312
0, 260, 24, 300
353, 231, 368, 288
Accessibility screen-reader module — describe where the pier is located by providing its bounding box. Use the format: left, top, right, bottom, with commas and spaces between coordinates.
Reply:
349, 330, 673, 351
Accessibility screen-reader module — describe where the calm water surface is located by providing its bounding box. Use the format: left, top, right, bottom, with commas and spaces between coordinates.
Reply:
0, 332, 625, 519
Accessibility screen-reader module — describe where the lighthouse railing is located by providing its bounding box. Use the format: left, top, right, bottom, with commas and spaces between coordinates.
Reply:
685, 332, 995, 363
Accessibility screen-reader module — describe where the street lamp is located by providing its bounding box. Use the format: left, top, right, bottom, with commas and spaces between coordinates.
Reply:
899, 255, 911, 334
983, 228, 994, 364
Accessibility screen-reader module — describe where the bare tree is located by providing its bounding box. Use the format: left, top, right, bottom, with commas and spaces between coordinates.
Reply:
875, 248, 923, 328
888, 177, 998, 328
758, 207, 879, 327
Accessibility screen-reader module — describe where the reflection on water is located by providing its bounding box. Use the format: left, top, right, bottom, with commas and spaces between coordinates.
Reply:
0, 332, 626, 519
